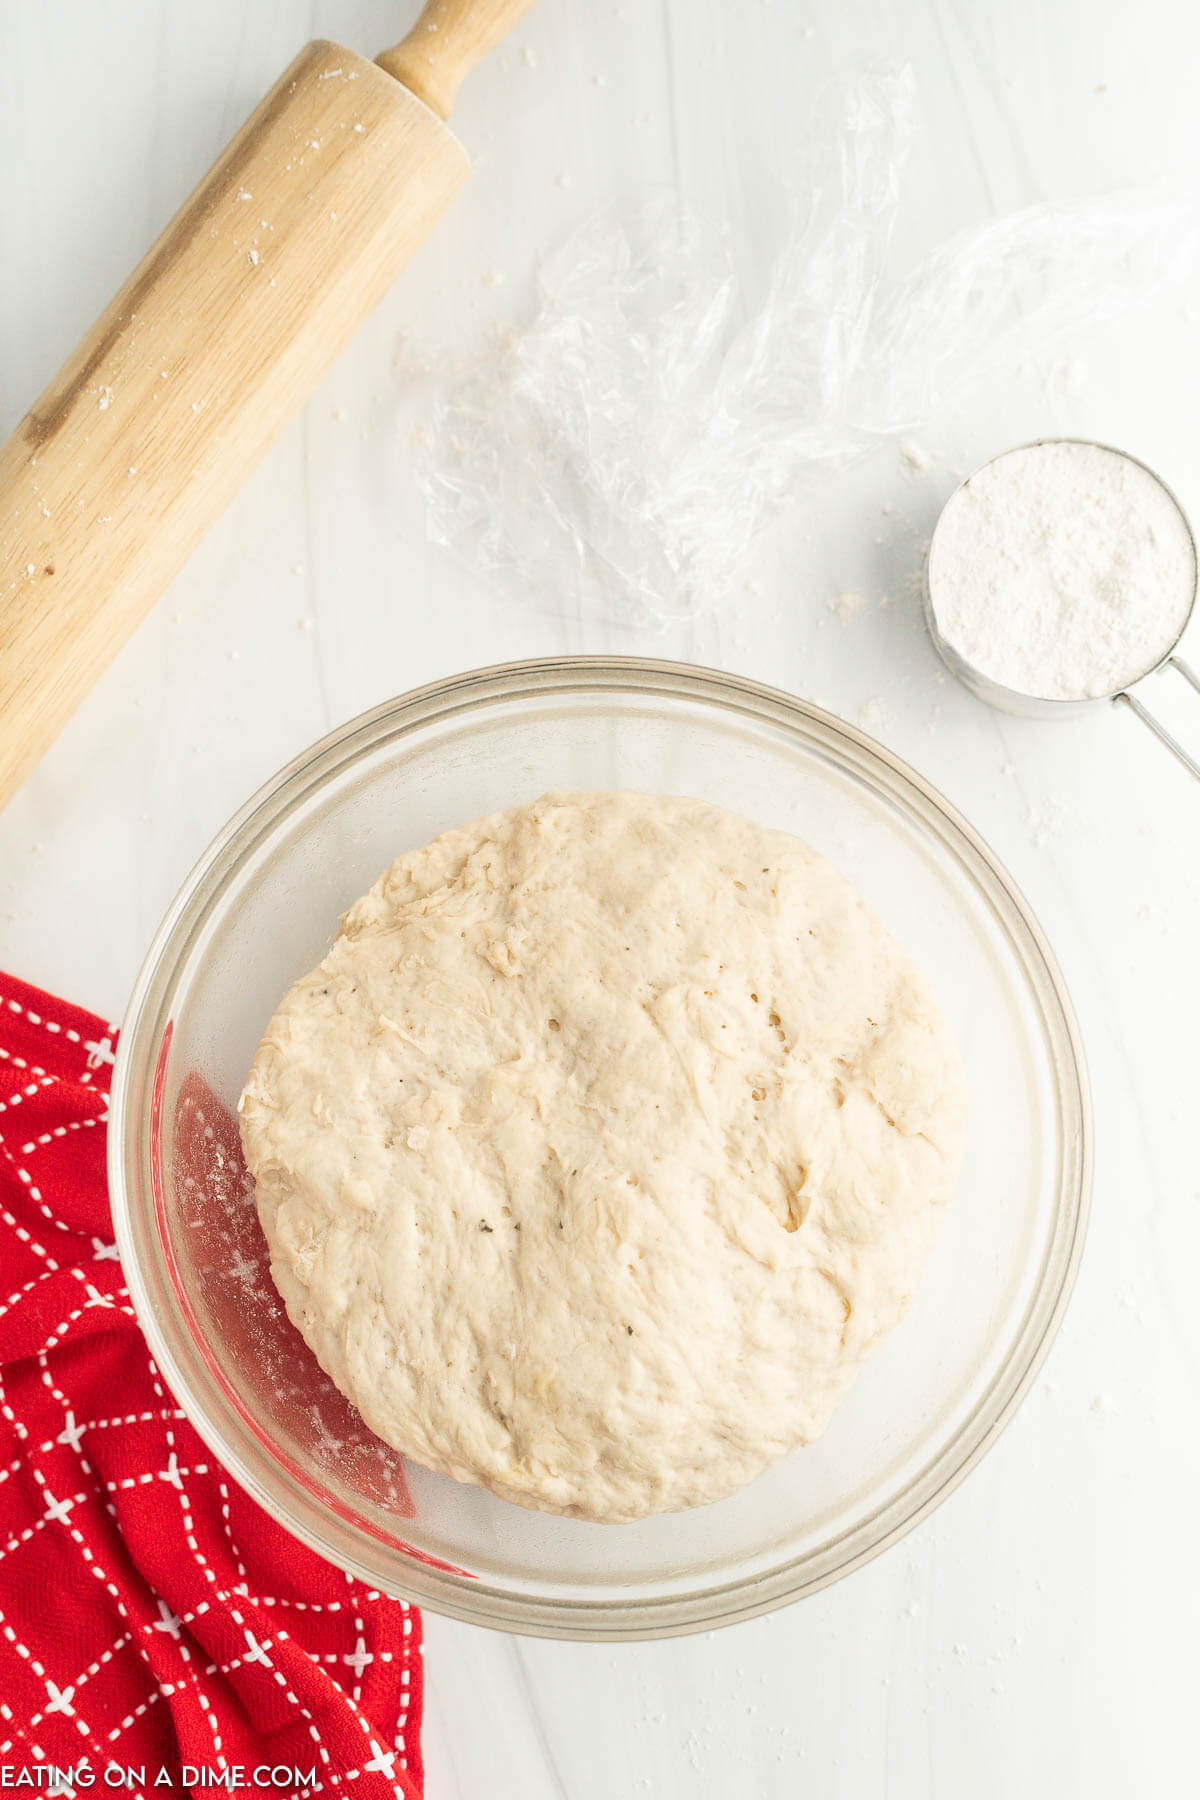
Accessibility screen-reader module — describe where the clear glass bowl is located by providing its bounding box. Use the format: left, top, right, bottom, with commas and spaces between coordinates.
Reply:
110, 657, 1091, 1640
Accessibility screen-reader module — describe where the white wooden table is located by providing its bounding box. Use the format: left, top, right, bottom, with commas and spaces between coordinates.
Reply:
3, 2, 1199, 1793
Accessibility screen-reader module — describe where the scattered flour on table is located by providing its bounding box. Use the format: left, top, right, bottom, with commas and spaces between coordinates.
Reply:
928, 440, 1196, 700
900, 439, 933, 473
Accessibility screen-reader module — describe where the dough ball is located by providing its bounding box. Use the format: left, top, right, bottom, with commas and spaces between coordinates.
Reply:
240, 791, 966, 1522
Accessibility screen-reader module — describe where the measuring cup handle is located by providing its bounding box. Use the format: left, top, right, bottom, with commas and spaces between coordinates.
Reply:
1116, 657, 1200, 782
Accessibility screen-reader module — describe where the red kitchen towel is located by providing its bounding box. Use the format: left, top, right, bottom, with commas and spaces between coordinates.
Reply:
0, 972, 422, 1798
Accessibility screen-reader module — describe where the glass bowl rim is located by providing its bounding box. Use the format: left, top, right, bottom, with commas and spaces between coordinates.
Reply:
109, 655, 1092, 1641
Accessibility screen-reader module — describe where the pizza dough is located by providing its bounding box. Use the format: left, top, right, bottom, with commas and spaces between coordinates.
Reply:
240, 791, 966, 1523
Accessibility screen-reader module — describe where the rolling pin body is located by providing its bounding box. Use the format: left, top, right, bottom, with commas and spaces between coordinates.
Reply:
0, 40, 469, 808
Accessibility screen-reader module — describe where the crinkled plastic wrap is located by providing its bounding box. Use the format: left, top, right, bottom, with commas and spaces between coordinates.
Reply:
416, 66, 1198, 625
868, 191, 1200, 428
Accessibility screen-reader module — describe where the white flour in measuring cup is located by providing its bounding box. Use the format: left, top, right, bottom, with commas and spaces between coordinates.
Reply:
927, 441, 1197, 701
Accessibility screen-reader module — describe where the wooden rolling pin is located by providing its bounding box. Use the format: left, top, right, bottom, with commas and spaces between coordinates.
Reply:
0, 0, 533, 810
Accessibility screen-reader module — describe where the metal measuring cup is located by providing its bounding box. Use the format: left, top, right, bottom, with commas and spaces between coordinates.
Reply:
923, 439, 1200, 782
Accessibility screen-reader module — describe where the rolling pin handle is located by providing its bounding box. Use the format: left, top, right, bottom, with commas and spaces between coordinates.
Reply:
376, 0, 535, 119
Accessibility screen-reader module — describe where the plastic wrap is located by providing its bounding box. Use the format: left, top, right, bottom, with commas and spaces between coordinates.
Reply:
866, 192, 1200, 428
415, 65, 1198, 626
